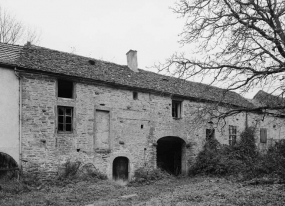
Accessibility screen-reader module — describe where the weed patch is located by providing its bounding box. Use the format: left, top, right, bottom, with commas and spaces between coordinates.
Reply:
129, 167, 171, 186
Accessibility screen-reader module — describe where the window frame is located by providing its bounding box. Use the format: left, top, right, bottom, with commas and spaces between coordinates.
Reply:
57, 106, 73, 133
229, 125, 237, 146
172, 100, 182, 119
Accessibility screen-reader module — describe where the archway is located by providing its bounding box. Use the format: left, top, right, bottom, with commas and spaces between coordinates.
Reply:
0, 152, 18, 178
113, 156, 129, 181
157, 136, 186, 175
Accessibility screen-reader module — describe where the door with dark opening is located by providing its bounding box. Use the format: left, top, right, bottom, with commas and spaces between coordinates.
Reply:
157, 136, 184, 175
113, 157, 129, 181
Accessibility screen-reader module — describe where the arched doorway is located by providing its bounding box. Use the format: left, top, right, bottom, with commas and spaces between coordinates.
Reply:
113, 156, 129, 181
157, 136, 186, 175
0, 152, 18, 178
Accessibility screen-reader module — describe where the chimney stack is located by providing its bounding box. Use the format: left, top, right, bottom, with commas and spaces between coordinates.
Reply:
126, 50, 138, 72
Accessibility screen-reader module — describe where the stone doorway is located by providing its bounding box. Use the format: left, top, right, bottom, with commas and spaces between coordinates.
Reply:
157, 136, 186, 175
113, 156, 129, 181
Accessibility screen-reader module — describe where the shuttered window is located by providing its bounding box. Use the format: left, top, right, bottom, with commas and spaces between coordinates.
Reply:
260, 128, 267, 143
229, 125, 237, 146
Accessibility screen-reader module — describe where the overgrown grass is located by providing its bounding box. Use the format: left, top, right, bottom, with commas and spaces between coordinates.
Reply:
189, 127, 285, 182
129, 167, 171, 186
0, 160, 107, 196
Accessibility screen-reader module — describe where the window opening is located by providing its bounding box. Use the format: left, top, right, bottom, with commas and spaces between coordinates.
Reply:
206, 129, 215, 141
133, 91, 138, 100
229, 125, 237, 146
58, 79, 73, 98
58, 106, 73, 132
260, 128, 267, 143
172, 100, 182, 118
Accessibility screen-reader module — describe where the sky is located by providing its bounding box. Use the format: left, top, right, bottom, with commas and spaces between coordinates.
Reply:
0, 0, 263, 98
0, 0, 186, 69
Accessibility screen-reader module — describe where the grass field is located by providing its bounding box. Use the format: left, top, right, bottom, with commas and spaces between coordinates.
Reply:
1, 176, 285, 206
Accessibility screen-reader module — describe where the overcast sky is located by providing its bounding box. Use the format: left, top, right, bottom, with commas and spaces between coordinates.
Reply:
0, 0, 187, 70
0, 0, 265, 98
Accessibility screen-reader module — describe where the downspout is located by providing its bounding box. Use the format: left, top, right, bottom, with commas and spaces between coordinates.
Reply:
14, 68, 22, 170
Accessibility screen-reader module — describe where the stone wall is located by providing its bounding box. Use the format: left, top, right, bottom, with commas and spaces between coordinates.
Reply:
20, 73, 285, 178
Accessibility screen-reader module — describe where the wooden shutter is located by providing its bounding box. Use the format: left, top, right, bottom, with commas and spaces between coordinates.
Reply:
260, 128, 267, 143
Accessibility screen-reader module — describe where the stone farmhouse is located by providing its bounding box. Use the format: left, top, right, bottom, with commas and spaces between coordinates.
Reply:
1, 42, 285, 180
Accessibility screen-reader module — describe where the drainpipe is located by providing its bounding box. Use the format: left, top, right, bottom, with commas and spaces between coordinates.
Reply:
14, 68, 22, 170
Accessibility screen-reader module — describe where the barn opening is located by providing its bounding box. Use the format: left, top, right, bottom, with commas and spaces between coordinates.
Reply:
157, 136, 186, 175
0, 152, 18, 178
113, 156, 129, 181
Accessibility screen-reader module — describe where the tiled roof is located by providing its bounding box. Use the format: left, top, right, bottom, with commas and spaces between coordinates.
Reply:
0, 43, 253, 108
0, 43, 21, 65
253, 90, 285, 108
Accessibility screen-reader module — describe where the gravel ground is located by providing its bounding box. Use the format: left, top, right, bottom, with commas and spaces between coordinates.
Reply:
1, 177, 285, 206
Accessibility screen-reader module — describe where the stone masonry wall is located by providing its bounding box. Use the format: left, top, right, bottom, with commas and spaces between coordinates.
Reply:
20, 73, 285, 178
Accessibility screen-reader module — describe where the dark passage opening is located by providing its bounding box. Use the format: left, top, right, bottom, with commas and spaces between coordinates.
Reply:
157, 136, 184, 175
113, 157, 129, 181
58, 79, 73, 98
0, 152, 18, 178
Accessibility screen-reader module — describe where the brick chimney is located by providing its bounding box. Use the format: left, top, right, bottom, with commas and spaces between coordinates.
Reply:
126, 50, 138, 72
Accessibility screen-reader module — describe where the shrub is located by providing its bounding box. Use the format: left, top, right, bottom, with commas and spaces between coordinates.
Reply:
189, 127, 285, 182
189, 127, 257, 177
258, 141, 285, 180
61, 160, 81, 178
78, 163, 107, 181
130, 167, 169, 185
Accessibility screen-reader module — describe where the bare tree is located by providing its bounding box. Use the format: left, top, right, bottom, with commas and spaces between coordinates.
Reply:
0, 6, 40, 44
158, 0, 285, 109
155, 0, 285, 123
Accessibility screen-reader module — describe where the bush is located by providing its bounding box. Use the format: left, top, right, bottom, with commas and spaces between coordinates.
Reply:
258, 141, 285, 180
60, 160, 81, 178
78, 163, 107, 181
130, 167, 169, 185
189, 127, 257, 177
189, 127, 285, 182
57, 161, 107, 183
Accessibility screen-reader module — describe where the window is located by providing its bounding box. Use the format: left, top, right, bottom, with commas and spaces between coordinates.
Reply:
172, 100, 182, 118
229, 125, 237, 146
133, 91, 138, 100
206, 129, 215, 141
260, 128, 267, 143
58, 79, 73, 98
58, 106, 73, 132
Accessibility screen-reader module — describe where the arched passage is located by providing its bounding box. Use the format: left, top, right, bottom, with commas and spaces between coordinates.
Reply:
0, 152, 18, 177
157, 136, 186, 175
113, 156, 129, 181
